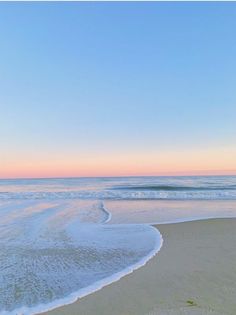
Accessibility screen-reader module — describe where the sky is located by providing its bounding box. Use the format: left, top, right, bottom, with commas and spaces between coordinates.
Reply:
0, 2, 236, 178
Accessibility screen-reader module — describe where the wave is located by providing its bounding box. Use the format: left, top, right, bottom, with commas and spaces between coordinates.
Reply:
100, 202, 112, 223
3, 227, 163, 315
0, 199, 162, 315
1, 176, 236, 201
1, 189, 236, 201
112, 184, 236, 191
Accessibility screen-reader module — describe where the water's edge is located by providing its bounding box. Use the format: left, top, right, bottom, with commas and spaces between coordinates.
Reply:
35, 214, 236, 315
2, 207, 163, 315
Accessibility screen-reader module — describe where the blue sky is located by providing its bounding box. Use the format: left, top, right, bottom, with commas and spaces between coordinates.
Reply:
0, 2, 236, 177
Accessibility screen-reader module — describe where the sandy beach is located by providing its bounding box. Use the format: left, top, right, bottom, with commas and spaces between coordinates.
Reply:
45, 218, 236, 315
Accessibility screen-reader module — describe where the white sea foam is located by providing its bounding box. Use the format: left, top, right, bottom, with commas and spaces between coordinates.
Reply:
1, 226, 162, 315
100, 201, 112, 223
0, 199, 162, 315
1, 189, 236, 200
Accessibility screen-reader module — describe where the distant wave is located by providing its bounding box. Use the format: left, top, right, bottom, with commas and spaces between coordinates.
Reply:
1, 189, 236, 200
112, 184, 236, 191
1, 176, 236, 201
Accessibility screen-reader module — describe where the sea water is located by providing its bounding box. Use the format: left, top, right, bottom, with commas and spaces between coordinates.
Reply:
0, 176, 236, 314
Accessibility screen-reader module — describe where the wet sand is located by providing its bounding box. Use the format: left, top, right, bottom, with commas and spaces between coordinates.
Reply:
45, 218, 236, 315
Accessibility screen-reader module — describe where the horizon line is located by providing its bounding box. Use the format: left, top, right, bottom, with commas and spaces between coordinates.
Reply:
1, 172, 236, 181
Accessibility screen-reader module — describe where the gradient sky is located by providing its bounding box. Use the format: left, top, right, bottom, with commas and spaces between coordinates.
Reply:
1, 2, 236, 178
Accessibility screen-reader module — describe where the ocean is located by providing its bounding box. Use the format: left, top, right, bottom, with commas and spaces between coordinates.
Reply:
0, 176, 236, 314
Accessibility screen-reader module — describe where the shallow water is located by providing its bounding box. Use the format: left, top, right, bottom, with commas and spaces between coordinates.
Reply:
0, 176, 236, 314
0, 198, 161, 314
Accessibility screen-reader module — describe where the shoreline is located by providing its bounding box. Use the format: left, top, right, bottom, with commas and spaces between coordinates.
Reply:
45, 218, 236, 315
28, 225, 163, 315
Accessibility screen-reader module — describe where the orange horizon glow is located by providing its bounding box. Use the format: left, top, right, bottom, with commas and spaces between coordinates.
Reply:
1, 147, 236, 179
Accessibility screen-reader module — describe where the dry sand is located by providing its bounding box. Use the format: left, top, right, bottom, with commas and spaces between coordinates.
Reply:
45, 218, 236, 315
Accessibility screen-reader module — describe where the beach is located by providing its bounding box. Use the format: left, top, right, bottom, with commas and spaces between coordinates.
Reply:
46, 218, 236, 315
1, 177, 236, 314
1, 1, 236, 313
